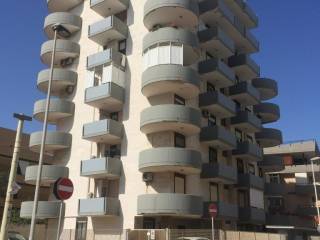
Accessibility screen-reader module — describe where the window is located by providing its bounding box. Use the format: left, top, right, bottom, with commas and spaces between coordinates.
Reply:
143, 43, 183, 70
208, 114, 216, 127
174, 173, 186, 194
109, 145, 120, 158
209, 183, 219, 202
119, 40, 126, 54
235, 129, 243, 143
221, 119, 227, 127
174, 94, 185, 105
259, 168, 263, 178
75, 218, 87, 240
209, 147, 218, 164
207, 82, 215, 92
246, 135, 253, 143
234, 100, 241, 112
238, 190, 249, 207
269, 174, 280, 183
174, 133, 186, 148
110, 112, 119, 121
237, 159, 244, 174
248, 163, 255, 175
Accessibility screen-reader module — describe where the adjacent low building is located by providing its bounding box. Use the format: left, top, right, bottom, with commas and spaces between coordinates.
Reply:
263, 139, 320, 240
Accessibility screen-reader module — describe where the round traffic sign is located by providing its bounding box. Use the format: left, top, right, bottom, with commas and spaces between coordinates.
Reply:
53, 178, 74, 200
208, 203, 218, 218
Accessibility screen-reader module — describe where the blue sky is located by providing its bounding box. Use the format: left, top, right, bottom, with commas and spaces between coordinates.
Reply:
0, 1, 319, 143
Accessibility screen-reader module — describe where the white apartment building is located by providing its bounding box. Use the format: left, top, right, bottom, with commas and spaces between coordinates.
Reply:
20, 0, 282, 238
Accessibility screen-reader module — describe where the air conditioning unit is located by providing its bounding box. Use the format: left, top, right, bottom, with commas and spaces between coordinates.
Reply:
61, 57, 74, 67
143, 172, 153, 183
202, 110, 209, 118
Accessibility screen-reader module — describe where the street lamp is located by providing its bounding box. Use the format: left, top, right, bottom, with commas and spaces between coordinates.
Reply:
28, 24, 71, 240
310, 156, 320, 233
0, 114, 32, 240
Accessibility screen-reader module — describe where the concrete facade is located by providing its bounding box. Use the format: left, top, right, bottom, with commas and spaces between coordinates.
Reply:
263, 140, 320, 240
23, 0, 282, 238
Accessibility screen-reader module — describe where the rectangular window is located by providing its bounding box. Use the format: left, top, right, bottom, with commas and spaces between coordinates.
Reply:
174, 133, 186, 148
158, 43, 170, 64
234, 100, 241, 112
235, 129, 243, 142
207, 82, 215, 92
208, 114, 216, 127
259, 168, 263, 178
209, 183, 219, 202
174, 173, 186, 194
110, 112, 119, 121
237, 159, 244, 174
119, 40, 126, 55
269, 174, 280, 183
246, 135, 253, 143
109, 145, 120, 158
75, 218, 87, 240
209, 147, 218, 164
238, 190, 249, 208
174, 94, 185, 105
171, 43, 183, 64
248, 163, 255, 175
148, 46, 158, 68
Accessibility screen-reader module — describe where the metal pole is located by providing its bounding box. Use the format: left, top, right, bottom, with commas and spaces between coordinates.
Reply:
311, 158, 320, 226
55, 201, 64, 240
28, 28, 58, 240
211, 217, 214, 240
0, 114, 32, 240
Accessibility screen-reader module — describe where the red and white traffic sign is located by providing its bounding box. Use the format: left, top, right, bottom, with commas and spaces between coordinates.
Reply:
53, 178, 74, 200
208, 203, 218, 218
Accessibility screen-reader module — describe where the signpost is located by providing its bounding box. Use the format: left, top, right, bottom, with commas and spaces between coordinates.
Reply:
53, 178, 74, 240
208, 203, 218, 240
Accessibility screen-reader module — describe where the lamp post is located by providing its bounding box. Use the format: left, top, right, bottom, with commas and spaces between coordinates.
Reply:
0, 113, 32, 240
28, 24, 71, 240
310, 156, 320, 233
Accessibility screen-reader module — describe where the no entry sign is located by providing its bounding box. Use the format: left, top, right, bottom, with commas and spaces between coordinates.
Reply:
208, 203, 218, 218
53, 178, 74, 200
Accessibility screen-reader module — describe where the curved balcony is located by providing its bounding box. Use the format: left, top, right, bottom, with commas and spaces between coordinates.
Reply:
139, 148, 201, 174
37, 69, 77, 96
90, 0, 129, 17
88, 15, 128, 45
25, 165, 68, 185
232, 141, 262, 162
143, 27, 199, 65
44, 12, 82, 39
29, 131, 72, 152
140, 105, 201, 136
81, 157, 121, 179
252, 78, 278, 101
199, 58, 235, 88
253, 103, 280, 124
142, 64, 200, 99
85, 82, 125, 112
200, 125, 237, 150
198, 26, 235, 58
228, 81, 260, 106
47, 0, 83, 12
40, 40, 80, 67
33, 99, 75, 123
144, 0, 199, 30
137, 193, 203, 217
83, 119, 123, 144
255, 128, 283, 148
199, 91, 236, 118
20, 201, 60, 219
230, 110, 261, 133
258, 155, 284, 172
228, 54, 260, 80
